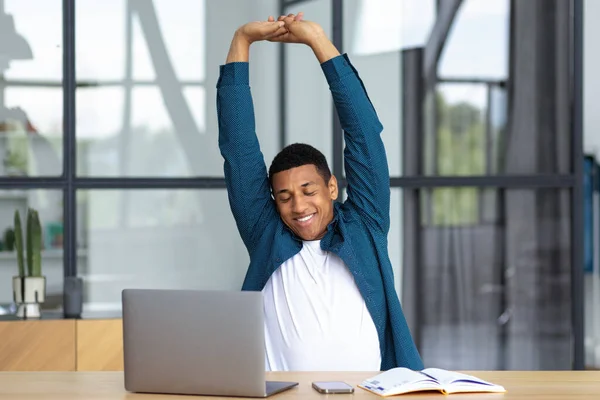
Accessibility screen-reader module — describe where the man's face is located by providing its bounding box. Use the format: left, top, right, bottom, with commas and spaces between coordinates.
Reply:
271, 164, 338, 241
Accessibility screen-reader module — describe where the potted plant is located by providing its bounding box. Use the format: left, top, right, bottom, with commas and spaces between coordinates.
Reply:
12, 208, 45, 318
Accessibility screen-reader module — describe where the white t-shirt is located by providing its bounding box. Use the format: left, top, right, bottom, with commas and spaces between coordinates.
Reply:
262, 240, 381, 371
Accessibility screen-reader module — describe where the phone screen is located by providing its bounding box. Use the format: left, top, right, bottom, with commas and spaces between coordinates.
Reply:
312, 381, 354, 393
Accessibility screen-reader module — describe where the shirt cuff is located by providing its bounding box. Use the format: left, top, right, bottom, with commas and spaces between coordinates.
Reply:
320, 53, 354, 84
217, 62, 249, 87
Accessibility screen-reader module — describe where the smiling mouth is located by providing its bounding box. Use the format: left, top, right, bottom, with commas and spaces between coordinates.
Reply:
295, 213, 315, 223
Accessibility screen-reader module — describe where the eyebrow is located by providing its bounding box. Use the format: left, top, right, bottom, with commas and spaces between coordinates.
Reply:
275, 181, 316, 196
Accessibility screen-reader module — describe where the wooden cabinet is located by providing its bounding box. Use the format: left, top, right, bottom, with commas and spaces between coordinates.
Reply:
76, 319, 123, 371
0, 319, 124, 371
0, 320, 76, 371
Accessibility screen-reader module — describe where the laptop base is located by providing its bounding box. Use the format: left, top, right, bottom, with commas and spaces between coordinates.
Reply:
265, 381, 299, 397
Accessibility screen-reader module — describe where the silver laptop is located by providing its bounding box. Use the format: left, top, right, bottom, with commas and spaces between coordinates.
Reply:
122, 288, 298, 397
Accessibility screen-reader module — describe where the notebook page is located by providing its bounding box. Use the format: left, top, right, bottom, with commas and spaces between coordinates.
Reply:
421, 368, 505, 393
421, 368, 496, 386
360, 368, 440, 396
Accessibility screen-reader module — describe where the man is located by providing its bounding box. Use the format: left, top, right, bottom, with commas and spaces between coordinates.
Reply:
216, 12, 423, 372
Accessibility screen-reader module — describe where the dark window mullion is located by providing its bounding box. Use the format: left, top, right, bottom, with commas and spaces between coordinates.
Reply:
72, 177, 227, 189
0, 174, 574, 190
332, 0, 343, 181
571, 0, 585, 371
388, 174, 575, 188
63, 0, 77, 278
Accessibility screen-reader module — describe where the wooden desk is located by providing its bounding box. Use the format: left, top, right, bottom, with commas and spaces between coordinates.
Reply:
0, 371, 597, 399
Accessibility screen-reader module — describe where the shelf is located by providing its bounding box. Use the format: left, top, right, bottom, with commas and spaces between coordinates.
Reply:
0, 249, 87, 260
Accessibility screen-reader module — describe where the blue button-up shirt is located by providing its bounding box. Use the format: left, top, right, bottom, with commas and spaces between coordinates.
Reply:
216, 53, 423, 371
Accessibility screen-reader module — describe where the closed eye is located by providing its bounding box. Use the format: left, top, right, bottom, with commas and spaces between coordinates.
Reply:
305, 192, 316, 196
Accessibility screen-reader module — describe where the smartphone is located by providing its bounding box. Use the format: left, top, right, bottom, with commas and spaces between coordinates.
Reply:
312, 381, 354, 394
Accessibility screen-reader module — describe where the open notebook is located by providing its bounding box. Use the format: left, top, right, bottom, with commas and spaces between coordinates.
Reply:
359, 368, 506, 396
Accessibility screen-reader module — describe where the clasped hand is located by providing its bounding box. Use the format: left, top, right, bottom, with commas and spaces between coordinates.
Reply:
236, 12, 325, 47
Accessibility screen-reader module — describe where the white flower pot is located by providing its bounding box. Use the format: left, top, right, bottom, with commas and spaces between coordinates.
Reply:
12, 276, 46, 318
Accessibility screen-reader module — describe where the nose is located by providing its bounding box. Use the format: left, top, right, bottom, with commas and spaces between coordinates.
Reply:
292, 197, 308, 214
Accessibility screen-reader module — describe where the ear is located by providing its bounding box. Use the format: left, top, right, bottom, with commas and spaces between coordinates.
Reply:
328, 175, 338, 201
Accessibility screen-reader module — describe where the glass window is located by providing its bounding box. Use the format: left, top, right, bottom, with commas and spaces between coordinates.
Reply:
409, 187, 572, 370
425, 0, 571, 176
438, 0, 510, 79
0, 0, 63, 177
344, 0, 399, 177
584, 2, 600, 368
203, 0, 281, 171
78, 186, 404, 313
77, 189, 249, 313
584, 0, 600, 169
343, 0, 435, 177
423, 82, 509, 176
76, 0, 204, 82
0, 189, 65, 310
284, 0, 333, 166
422, 0, 511, 177
76, 0, 281, 178
76, 0, 212, 177
347, 0, 434, 55
427, 83, 487, 176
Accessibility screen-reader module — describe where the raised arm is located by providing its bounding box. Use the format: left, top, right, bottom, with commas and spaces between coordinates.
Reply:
217, 21, 286, 251
322, 52, 390, 233
277, 15, 390, 233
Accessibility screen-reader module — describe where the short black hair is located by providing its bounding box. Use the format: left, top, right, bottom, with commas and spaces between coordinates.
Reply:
268, 143, 332, 187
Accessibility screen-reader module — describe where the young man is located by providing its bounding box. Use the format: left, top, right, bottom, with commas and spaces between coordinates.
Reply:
216, 13, 423, 371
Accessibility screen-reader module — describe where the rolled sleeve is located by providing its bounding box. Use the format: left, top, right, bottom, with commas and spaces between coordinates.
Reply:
320, 53, 354, 85
217, 62, 250, 87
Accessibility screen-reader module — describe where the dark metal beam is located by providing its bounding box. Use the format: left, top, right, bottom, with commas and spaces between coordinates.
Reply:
424, 0, 463, 87
401, 48, 425, 349
0, 174, 575, 191
284, 0, 317, 6
71, 178, 227, 189
0, 178, 65, 189
279, 0, 286, 151
0, 177, 227, 190
332, 0, 344, 180
571, 0, 585, 371
387, 174, 575, 188
119, 0, 133, 225
63, 0, 77, 278
437, 77, 506, 86
0, 79, 204, 88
